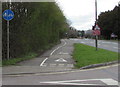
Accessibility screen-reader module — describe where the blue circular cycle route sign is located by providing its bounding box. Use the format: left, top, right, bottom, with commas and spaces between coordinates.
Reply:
2, 9, 14, 21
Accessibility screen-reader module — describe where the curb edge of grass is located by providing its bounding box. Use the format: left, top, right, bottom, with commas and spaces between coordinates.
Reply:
80, 60, 119, 69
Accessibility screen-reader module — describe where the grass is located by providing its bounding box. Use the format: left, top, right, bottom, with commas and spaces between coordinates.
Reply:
73, 43, 118, 68
2, 53, 37, 66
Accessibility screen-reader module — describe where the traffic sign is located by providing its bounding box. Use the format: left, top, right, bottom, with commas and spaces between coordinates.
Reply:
93, 24, 101, 35
93, 30, 100, 35
94, 24, 100, 30
2, 9, 14, 21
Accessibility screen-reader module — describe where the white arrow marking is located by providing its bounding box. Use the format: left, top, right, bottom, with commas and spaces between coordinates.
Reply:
40, 78, 118, 85
101, 79, 118, 85
55, 58, 67, 62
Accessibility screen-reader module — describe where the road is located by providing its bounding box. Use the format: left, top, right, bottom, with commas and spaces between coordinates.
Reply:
3, 64, 119, 86
69, 38, 118, 52
2, 38, 119, 86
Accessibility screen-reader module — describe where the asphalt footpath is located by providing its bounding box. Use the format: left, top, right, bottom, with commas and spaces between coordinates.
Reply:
2, 39, 75, 75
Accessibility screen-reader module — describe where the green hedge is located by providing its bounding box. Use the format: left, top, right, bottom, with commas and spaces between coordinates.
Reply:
2, 2, 68, 60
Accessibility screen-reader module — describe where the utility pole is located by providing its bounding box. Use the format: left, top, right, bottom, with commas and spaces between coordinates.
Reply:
95, 0, 98, 51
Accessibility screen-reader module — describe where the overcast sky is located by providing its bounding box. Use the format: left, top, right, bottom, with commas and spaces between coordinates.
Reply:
56, 0, 119, 31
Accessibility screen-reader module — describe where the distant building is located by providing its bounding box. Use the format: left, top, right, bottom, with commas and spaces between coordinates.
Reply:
67, 27, 79, 38
85, 30, 93, 38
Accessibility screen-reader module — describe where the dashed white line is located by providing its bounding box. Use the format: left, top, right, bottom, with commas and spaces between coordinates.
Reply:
49, 64, 56, 67
40, 58, 48, 66
67, 64, 74, 67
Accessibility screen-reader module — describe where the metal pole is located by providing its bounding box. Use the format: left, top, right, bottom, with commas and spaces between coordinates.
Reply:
95, 0, 97, 21
95, 35, 98, 51
95, 0, 98, 51
0, 1, 2, 62
7, 0, 10, 60
7, 20, 10, 60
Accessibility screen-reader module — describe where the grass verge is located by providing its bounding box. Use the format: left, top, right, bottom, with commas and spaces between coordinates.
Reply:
2, 53, 37, 66
73, 43, 118, 68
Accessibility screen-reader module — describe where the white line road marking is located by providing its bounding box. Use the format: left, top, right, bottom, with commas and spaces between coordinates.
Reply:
55, 58, 67, 62
81, 42, 85, 43
113, 47, 118, 49
67, 64, 73, 67
58, 64, 65, 67
90, 42, 94, 43
112, 43, 118, 45
101, 79, 118, 85
98, 44, 101, 45
101, 42, 111, 44
50, 40, 66, 55
70, 39, 79, 41
50, 64, 56, 67
40, 58, 48, 66
40, 78, 118, 85
84, 39, 89, 40
59, 52, 69, 55
40, 82, 97, 85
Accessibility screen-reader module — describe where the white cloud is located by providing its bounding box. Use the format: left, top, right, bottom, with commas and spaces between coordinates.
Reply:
56, 0, 119, 30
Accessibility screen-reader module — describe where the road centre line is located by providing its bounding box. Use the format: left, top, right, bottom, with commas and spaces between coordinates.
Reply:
40, 58, 48, 66
50, 40, 66, 56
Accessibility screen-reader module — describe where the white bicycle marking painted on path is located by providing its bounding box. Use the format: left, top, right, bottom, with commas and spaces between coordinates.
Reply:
40, 40, 67, 66
55, 58, 67, 62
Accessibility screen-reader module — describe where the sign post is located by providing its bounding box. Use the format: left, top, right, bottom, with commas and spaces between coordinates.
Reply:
94, 0, 101, 51
2, 9, 14, 60
93, 24, 100, 51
